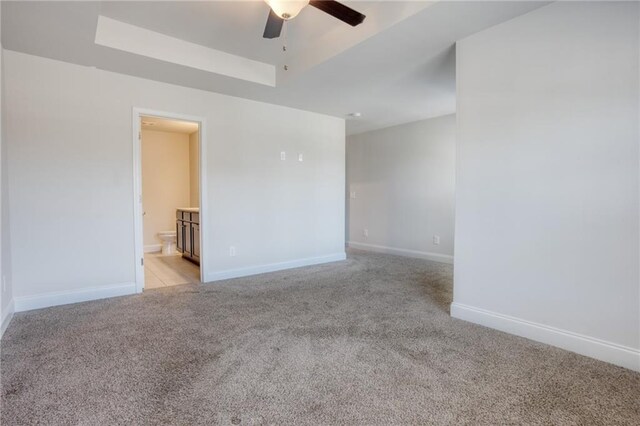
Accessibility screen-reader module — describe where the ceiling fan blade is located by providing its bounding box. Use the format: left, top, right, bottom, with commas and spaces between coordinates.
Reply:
263, 9, 284, 39
309, 1, 366, 27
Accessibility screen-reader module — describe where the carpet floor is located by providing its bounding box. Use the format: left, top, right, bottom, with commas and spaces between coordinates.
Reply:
1, 250, 639, 425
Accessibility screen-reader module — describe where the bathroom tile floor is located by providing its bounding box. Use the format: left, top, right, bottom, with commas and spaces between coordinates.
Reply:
144, 252, 200, 289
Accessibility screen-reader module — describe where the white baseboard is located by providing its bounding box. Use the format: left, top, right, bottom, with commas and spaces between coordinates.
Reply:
347, 241, 453, 264
144, 244, 162, 253
450, 302, 640, 372
14, 282, 137, 312
205, 252, 347, 282
1, 299, 15, 338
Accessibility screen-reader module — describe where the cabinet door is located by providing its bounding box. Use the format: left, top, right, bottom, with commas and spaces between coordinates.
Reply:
192, 224, 200, 259
185, 221, 192, 256
176, 220, 184, 252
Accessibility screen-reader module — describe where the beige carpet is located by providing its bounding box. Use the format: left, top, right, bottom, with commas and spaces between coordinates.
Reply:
1, 250, 638, 425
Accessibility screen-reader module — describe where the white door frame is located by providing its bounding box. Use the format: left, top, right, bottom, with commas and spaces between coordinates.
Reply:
132, 107, 208, 293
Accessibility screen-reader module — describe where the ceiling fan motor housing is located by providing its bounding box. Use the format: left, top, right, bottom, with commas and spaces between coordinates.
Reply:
263, 0, 366, 39
265, 0, 310, 20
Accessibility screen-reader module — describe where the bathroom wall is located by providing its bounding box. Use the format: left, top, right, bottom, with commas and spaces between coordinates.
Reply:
3, 50, 345, 309
189, 131, 200, 207
141, 129, 191, 251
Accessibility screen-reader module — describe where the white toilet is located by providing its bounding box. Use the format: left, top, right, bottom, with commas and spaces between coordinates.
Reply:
157, 231, 177, 255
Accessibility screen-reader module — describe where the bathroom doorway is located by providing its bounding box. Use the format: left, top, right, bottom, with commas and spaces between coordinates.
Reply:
132, 109, 207, 292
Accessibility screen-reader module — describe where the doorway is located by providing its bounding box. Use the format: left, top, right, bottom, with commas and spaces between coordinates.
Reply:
132, 109, 207, 292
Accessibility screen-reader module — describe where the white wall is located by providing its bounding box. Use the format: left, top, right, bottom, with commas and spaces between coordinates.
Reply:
0, 4, 15, 337
142, 129, 191, 249
189, 131, 200, 207
3, 50, 345, 310
452, 1, 639, 371
346, 114, 456, 263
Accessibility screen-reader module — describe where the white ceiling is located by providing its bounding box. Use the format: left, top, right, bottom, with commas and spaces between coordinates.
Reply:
141, 116, 199, 134
1, 1, 547, 134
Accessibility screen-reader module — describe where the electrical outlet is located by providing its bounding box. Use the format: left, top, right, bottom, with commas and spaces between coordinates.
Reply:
350, 191, 356, 199
229, 246, 236, 257
363, 229, 369, 238
298, 153, 304, 162
280, 152, 286, 161
433, 235, 440, 245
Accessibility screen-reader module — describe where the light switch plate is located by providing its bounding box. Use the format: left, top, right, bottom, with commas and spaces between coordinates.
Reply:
280, 152, 286, 161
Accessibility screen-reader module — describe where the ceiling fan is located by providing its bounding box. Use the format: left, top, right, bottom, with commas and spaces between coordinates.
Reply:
263, 0, 366, 39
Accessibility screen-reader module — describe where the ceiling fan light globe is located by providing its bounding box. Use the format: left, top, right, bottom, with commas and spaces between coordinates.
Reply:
265, 0, 310, 20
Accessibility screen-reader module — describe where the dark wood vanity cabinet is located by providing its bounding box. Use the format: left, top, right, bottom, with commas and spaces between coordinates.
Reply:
192, 223, 200, 258
176, 209, 200, 265
176, 218, 184, 252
